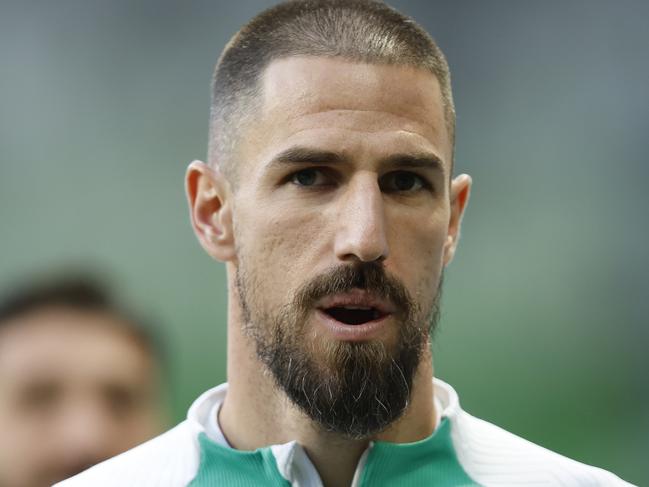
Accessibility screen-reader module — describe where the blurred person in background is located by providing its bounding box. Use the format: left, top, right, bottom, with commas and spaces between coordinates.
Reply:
58, 1, 634, 486
0, 275, 166, 487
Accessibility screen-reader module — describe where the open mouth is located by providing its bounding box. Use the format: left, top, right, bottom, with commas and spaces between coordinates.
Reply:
315, 290, 395, 330
321, 306, 387, 325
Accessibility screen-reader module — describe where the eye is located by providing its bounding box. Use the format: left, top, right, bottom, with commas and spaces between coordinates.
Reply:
104, 384, 142, 419
380, 171, 428, 193
290, 168, 329, 187
18, 382, 61, 415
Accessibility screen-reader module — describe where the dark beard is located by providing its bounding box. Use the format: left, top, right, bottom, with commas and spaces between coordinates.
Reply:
237, 262, 441, 439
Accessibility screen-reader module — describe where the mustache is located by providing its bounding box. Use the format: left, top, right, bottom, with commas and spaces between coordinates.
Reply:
294, 261, 414, 317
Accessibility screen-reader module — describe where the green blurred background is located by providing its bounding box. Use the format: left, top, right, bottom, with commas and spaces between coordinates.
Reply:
1, 1, 647, 484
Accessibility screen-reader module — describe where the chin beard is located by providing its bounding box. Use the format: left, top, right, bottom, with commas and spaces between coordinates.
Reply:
237, 261, 441, 439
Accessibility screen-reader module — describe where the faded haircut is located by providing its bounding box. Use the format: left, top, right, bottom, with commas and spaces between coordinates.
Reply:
208, 0, 455, 183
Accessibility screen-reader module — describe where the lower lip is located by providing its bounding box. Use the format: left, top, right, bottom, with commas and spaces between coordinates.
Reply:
315, 309, 392, 341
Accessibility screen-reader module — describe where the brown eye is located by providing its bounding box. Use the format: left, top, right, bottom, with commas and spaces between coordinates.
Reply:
103, 384, 143, 419
19, 381, 61, 415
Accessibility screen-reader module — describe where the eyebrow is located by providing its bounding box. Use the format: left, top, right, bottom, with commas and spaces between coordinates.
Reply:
379, 153, 444, 174
268, 146, 345, 166
267, 146, 444, 174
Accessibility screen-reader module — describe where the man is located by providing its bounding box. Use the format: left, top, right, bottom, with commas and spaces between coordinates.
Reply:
58, 1, 633, 485
0, 276, 165, 487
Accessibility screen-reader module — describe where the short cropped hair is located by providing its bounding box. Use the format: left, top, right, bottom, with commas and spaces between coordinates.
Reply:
208, 0, 455, 183
0, 275, 163, 364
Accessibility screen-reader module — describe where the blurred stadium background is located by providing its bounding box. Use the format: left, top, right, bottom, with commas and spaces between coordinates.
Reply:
1, 1, 647, 484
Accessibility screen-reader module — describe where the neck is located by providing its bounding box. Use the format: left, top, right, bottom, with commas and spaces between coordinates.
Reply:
219, 269, 437, 487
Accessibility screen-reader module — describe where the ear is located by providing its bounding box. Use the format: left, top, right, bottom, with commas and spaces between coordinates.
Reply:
443, 174, 472, 266
185, 160, 236, 262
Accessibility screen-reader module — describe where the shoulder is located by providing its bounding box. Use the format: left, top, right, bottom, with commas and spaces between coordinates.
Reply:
55, 421, 201, 487
432, 379, 634, 486
451, 410, 635, 486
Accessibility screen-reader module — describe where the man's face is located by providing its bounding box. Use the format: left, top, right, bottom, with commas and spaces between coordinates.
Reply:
208, 57, 466, 437
0, 308, 163, 487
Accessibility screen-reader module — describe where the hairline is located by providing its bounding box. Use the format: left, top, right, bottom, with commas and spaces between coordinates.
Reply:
0, 276, 165, 368
0, 304, 157, 358
209, 53, 455, 186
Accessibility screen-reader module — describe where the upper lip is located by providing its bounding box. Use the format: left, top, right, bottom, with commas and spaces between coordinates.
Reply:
316, 289, 395, 315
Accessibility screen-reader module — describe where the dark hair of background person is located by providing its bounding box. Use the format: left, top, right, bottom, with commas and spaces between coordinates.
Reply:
0, 273, 169, 486
208, 0, 455, 183
0, 275, 165, 367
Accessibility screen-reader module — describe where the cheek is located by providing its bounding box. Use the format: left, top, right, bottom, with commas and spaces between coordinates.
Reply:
236, 207, 326, 304
106, 410, 160, 452
0, 403, 59, 478
387, 206, 448, 294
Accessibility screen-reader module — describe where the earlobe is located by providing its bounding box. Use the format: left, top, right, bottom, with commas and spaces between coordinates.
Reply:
185, 160, 236, 262
443, 174, 472, 266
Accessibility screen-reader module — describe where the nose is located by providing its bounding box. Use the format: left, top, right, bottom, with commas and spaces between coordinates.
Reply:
334, 174, 389, 263
56, 399, 113, 468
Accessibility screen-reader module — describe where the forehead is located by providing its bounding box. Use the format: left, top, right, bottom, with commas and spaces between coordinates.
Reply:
240, 56, 451, 174
0, 308, 153, 389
